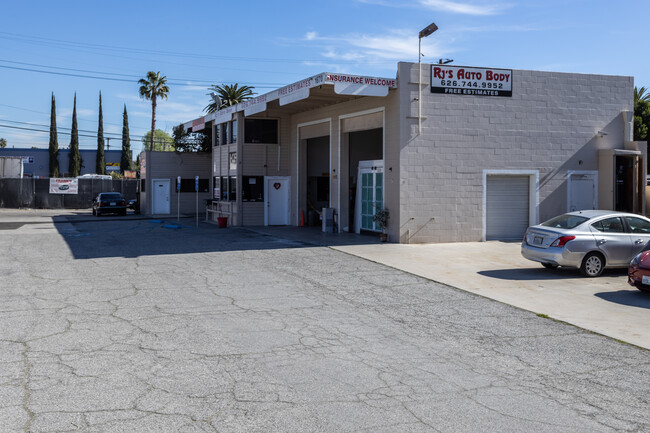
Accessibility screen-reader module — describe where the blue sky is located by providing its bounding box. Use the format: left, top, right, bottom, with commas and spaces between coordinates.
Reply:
1, 0, 648, 156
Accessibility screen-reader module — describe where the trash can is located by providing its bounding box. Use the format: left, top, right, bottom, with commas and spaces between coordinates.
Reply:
322, 208, 334, 233
217, 217, 228, 228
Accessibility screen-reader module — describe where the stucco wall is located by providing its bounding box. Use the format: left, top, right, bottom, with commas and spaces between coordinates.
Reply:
142, 151, 211, 216
398, 62, 634, 243
289, 92, 400, 233
211, 108, 293, 225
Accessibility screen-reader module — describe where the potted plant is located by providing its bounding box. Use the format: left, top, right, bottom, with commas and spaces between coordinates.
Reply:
372, 207, 389, 242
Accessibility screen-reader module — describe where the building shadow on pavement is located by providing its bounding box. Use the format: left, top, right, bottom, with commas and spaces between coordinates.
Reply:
52, 216, 380, 260
594, 290, 650, 309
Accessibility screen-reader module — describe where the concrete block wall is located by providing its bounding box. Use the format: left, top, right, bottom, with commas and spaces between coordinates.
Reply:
398, 62, 633, 243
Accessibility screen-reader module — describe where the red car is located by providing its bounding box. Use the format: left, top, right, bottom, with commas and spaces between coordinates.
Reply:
628, 250, 650, 292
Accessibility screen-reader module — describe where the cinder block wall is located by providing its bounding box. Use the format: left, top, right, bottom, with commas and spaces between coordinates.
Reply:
398, 62, 633, 243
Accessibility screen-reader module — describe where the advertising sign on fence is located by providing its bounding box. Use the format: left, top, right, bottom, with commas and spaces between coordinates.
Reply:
49, 178, 79, 194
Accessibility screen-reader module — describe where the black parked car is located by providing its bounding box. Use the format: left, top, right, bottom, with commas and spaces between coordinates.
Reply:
127, 196, 140, 214
92, 192, 127, 216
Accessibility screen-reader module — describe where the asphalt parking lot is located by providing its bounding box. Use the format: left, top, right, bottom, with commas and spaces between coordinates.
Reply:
1, 209, 649, 432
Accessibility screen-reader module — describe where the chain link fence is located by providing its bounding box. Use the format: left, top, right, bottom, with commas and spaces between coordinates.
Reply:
0, 178, 138, 209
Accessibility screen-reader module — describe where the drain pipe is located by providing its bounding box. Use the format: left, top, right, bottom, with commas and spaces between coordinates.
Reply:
622, 110, 633, 143
418, 42, 422, 136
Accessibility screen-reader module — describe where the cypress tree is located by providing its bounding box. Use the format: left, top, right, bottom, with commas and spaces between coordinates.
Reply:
96, 91, 105, 174
68, 93, 82, 177
121, 105, 131, 173
48, 92, 60, 177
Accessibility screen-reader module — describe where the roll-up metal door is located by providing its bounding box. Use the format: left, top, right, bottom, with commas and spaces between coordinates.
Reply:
486, 175, 529, 240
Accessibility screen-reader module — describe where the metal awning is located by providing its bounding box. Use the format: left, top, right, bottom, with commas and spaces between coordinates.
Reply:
184, 72, 397, 131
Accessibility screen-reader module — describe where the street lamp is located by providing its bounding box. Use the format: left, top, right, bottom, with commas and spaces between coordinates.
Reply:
418, 22, 438, 135
210, 92, 222, 111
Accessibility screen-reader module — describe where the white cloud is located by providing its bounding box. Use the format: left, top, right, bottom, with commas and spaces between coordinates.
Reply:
299, 29, 450, 68
0, 130, 48, 148
296, 16, 538, 70
77, 109, 95, 118
56, 108, 95, 120
180, 83, 211, 93
418, 0, 507, 15
357, 0, 509, 15
130, 99, 205, 125
454, 24, 537, 32
104, 125, 121, 136
115, 93, 142, 103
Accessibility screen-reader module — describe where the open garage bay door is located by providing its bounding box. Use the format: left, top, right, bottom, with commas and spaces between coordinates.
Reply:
486, 175, 529, 240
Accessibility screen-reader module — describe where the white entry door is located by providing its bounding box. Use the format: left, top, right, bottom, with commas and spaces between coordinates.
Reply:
265, 177, 290, 225
568, 171, 597, 212
152, 179, 171, 214
354, 160, 384, 233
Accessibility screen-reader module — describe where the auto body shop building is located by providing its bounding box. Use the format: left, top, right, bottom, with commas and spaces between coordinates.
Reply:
184, 61, 645, 243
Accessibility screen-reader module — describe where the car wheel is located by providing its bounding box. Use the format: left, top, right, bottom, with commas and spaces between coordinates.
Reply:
542, 262, 558, 269
580, 252, 605, 277
121, 210, 127, 216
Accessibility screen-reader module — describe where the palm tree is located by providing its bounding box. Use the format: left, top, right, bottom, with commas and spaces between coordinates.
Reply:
204, 83, 255, 113
138, 71, 169, 151
634, 86, 650, 108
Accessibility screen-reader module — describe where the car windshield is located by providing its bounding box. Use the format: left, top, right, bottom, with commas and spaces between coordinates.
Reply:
541, 214, 589, 229
100, 193, 122, 200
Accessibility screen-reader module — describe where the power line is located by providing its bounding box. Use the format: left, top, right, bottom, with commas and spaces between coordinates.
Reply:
0, 59, 298, 88
0, 59, 145, 80
0, 30, 394, 66
0, 119, 123, 137
0, 64, 136, 83
0, 123, 176, 144
0, 103, 149, 133
0, 63, 287, 88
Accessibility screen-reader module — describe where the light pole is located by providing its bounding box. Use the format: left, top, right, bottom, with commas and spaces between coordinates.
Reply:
418, 22, 438, 135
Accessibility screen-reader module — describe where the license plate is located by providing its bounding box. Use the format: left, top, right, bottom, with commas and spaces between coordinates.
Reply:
642, 275, 650, 285
110, 202, 116, 206
534, 236, 543, 245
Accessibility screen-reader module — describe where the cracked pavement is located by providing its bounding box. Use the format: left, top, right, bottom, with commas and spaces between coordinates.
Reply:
0, 211, 649, 432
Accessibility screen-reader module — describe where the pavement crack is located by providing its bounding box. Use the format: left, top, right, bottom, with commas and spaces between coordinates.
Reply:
20, 342, 34, 433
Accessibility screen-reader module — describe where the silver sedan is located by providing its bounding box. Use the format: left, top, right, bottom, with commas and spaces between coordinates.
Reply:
521, 210, 650, 277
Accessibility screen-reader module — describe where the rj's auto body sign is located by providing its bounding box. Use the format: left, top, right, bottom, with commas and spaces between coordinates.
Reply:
431, 65, 512, 97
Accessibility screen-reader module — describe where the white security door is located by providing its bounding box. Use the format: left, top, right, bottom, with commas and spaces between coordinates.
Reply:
568, 171, 597, 212
266, 177, 290, 225
355, 160, 384, 233
486, 175, 529, 240
152, 179, 171, 214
